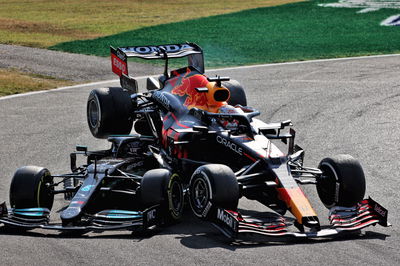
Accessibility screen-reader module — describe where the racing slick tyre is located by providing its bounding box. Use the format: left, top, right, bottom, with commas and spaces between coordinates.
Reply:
87, 87, 134, 139
189, 164, 239, 220
9, 166, 54, 210
317, 154, 366, 208
222, 80, 247, 107
141, 169, 184, 224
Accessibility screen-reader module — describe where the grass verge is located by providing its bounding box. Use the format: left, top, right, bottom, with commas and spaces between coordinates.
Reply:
0, 69, 74, 97
51, 0, 400, 67
0, 0, 303, 48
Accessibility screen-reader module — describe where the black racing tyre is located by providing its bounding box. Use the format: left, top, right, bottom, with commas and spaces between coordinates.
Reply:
141, 169, 184, 223
165, 173, 185, 222
317, 154, 366, 208
222, 80, 247, 106
9, 166, 54, 210
87, 87, 134, 139
189, 164, 239, 220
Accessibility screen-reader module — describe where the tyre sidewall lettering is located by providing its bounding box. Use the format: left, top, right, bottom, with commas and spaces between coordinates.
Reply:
190, 170, 213, 218
167, 173, 183, 219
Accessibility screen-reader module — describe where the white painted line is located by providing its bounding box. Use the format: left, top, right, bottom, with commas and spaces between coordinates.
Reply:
207, 53, 400, 72
0, 79, 116, 101
0, 75, 148, 101
1, 53, 400, 101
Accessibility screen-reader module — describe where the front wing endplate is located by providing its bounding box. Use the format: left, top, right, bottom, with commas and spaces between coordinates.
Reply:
211, 198, 390, 239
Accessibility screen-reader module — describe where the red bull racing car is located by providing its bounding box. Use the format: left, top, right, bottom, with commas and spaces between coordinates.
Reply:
0, 43, 390, 239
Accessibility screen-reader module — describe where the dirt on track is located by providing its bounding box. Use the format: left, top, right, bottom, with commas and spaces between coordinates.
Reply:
0, 44, 162, 82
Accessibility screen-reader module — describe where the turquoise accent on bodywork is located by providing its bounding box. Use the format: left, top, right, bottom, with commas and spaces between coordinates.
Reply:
106, 210, 142, 215
97, 210, 143, 219
13, 208, 50, 217
14, 208, 49, 212
81, 185, 96, 192
105, 214, 142, 219
14, 211, 47, 217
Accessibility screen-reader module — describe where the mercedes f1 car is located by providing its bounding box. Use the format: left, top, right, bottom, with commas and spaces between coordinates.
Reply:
0, 43, 390, 238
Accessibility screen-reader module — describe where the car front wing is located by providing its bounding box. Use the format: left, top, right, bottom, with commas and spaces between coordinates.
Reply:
211, 198, 390, 239
0, 202, 161, 232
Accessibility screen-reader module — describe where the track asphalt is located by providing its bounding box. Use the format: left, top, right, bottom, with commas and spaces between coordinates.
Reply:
0, 50, 399, 265
0, 44, 162, 82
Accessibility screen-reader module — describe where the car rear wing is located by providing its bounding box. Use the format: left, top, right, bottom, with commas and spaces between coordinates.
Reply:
110, 43, 205, 79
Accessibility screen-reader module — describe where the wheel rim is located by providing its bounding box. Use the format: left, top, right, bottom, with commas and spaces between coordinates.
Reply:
192, 178, 209, 213
37, 172, 54, 209
169, 180, 183, 215
318, 163, 339, 208
88, 98, 100, 128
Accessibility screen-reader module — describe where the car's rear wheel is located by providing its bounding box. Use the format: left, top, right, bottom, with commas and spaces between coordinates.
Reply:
317, 154, 366, 208
141, 169, 184, 224
222, 80, 247, 107
87, 87, 134, 139
189, 164, 239, 220
9, 166, 54, 210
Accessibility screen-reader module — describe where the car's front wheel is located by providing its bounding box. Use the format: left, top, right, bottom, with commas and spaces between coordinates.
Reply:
189, 164, 239, 220
10, 166, 54, 210
141, 169, 184, 224
317, 154, 366, 208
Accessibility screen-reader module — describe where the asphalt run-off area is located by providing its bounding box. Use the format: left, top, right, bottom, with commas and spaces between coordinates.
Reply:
0, 54, 399, 265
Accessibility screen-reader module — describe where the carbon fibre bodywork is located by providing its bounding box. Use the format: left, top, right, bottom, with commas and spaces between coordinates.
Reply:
0, 43, 390, 238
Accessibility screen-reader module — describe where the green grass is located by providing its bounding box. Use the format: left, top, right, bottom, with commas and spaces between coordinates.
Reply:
1, 0, 302, 96
0, 0, 302, 48
0, 69, 73, 97
51, 0, 400, 67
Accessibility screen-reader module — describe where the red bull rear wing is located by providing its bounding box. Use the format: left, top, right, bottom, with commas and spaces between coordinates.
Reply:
111, 43, 204, 77
119, 43, 202, 59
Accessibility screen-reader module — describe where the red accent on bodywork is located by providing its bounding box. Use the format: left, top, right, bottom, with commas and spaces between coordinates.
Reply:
173, 131, 180, 141
111, 53, 127, 76
161, 125, 168, 148
171, 73, 209, 108
170, 113, 189, 128
243, 152, 257, 162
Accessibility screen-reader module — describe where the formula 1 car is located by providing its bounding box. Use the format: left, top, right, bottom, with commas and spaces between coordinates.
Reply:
0, 43, 390, 238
